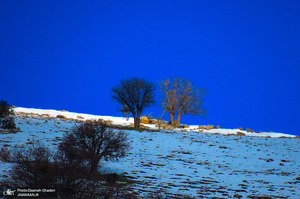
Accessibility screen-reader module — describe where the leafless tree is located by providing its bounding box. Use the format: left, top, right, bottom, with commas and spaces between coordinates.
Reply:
7, 139, 134, 198
59, 121, 130, 174
160, 77, 207, 128
9, 140, 56, 188
111, 77, 156, 129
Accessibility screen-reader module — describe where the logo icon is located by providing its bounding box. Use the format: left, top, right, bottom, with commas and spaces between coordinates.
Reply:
3, 189, 16, 196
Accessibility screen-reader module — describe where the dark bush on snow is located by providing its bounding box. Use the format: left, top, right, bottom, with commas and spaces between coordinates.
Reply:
0, 146, 11, 162
59, 121, 130, 174
6, 124, 133, 198
0, 100, 14, 118
1, 116, 17, 130
0, 100, 17, 130
8, 141, 100, 198
9, 140, 56, 188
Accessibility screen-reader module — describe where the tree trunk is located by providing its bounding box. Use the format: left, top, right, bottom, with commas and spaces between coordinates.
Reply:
134, 117, 140, 129
169, 112, 175, 127
175, 114, 181, 128
90, 156, 101, 174
131, 110, 140, 129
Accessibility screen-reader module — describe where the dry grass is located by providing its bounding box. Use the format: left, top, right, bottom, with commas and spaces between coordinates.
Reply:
246, 128, 254, 132
180, 124, 189, 128
140, 116, 157, 124
127, 123, 150, 129
237, 131, 246, 136
198, 124, 218, 130
56, 115, 67, 119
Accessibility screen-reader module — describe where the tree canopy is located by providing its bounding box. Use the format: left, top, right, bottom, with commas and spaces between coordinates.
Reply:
111, 77, 156, 129
160, 77, 207, 127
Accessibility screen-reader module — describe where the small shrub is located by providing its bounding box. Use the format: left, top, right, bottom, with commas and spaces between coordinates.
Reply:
141, 116, 150, 124
1, 116, 17, 130
180, 124, 189, 128
104, 173, 118, 184
206, 124, 214, 129
164, 125, 174, 130
9, 140, 56, 188
56, 114, 67, 119
237, 131, 245, 136
105, 120, 114, 125
141, 114, 160, 125
0, 100, 14, 118
0, 146, 11, 162
198, 125, 206, 129
149, 112, 166, 129
246, 128, 254, 132
0, 100, 17, 130
155, 119, 166, 129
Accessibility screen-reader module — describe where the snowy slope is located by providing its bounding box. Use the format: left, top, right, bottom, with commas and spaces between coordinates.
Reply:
0, 107, 299, 198
13, 107, 298, 138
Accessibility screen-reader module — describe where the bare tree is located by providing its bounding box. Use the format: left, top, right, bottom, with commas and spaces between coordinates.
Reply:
160, 77, 207, 128
7, 139, 134, 198
111, 77, 156, 129
10, 140, 56, 188
59, 121, 130, 174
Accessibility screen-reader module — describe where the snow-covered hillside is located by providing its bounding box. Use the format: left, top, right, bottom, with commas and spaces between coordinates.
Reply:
12, 107, 299, 138
0, 107, 299, 198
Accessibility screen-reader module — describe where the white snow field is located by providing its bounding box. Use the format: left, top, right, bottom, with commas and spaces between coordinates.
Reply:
0, 107, 299, 198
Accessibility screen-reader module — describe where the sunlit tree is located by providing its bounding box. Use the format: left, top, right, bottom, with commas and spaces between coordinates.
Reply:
160, 77, 207, 128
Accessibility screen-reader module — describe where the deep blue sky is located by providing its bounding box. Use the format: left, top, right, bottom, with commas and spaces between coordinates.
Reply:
1, 1, 300, 136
